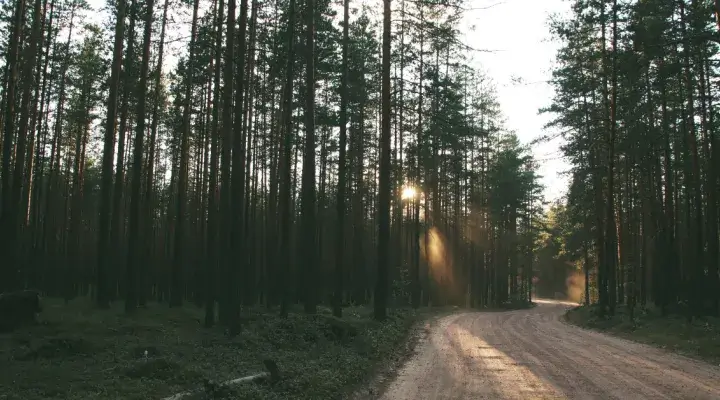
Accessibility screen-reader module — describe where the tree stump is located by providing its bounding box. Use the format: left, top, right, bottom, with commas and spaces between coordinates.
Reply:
0, 290, 42, 332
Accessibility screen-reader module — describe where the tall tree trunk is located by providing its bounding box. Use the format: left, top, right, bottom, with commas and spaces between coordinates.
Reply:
172, 0, 200, 308
111, 0, 139, 302
300, 0, 317, 314
374, 0, 391, 321
23, 0, 50, 229
704, 56, 720, 316
3, 0, 43, 290
605, 0, 619, 316
679, 0, 704, 319
142, 0, 169, 307
97, 0, 127, 307
0, 0, 26, 272
413, 6, 424, 309
241, 0, 259, 306
333, 0, 350, 318
226, 0, 249, 326
278, 0, 297, 317
205, 0, 224, 328
595, 0, 609, 315
125, 0, 155, 312
219, 0, 237, 326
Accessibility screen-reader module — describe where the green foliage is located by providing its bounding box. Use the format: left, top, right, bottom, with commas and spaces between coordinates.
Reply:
546, 0, 720, 313
0, 298, 424, 400
567, 305, 720, 364
487, 134, 538, 215
533, 202, 588, 301
65, 23, 108, 134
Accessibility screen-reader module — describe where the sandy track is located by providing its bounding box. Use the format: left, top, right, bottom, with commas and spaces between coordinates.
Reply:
379, 300, 720, 400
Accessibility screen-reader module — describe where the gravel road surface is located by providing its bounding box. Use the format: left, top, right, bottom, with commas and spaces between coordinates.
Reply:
380, 300, 720, 400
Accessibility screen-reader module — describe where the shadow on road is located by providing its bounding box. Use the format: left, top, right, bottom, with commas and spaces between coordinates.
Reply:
380, 301, 720, 400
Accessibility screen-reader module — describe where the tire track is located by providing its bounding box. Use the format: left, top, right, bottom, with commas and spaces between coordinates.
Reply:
379, 300, 720, 400
522, 310, 670, 399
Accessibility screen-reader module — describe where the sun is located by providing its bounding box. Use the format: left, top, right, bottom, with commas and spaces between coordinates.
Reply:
401, 186, 417, 200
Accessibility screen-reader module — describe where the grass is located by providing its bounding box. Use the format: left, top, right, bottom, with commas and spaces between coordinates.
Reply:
565, 304, 720, 364
0, 297, 432, 400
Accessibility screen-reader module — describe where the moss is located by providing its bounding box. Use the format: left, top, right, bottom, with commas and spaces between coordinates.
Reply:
566, 304, 720, 364
0, 297, 431, 400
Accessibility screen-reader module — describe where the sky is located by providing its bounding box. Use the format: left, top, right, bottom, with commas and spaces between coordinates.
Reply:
460, 0, 571, 202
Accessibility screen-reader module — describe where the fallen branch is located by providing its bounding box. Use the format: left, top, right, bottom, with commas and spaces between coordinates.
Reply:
161, 360, 280, 400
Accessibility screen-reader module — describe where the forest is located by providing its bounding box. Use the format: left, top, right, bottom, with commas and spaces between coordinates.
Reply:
0, 0, 549, 396
546, 0, 720, 322
5, 0, 718, 395
0, 0, 546, 319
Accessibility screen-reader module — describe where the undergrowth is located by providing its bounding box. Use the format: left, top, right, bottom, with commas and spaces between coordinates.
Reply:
566, 304, 720, 364
0, 297, 425, 400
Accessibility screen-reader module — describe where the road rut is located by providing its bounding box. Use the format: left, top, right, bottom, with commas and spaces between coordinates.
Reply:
380, 300, 720, 400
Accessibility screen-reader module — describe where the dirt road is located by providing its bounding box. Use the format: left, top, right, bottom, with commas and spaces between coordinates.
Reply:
380, 300, 720, 400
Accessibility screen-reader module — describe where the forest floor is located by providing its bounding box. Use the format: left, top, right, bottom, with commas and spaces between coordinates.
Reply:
0, 297, 442, 400
566, 303, 720, 364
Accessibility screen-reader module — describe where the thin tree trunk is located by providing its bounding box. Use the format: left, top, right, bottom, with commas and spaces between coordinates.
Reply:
96, 0, 126, 307
172, 0, 200, 308
374, 0, 391, 321
333, 0, 350, 317
141, 0, 169, 307
111, 0, 139, 302
278, 0, 297, 317
218, 0, 237, 326
125, 0, 155, 312
226, 0, 249, 326
204, 0, 224, 328
300, 0, 317, 314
